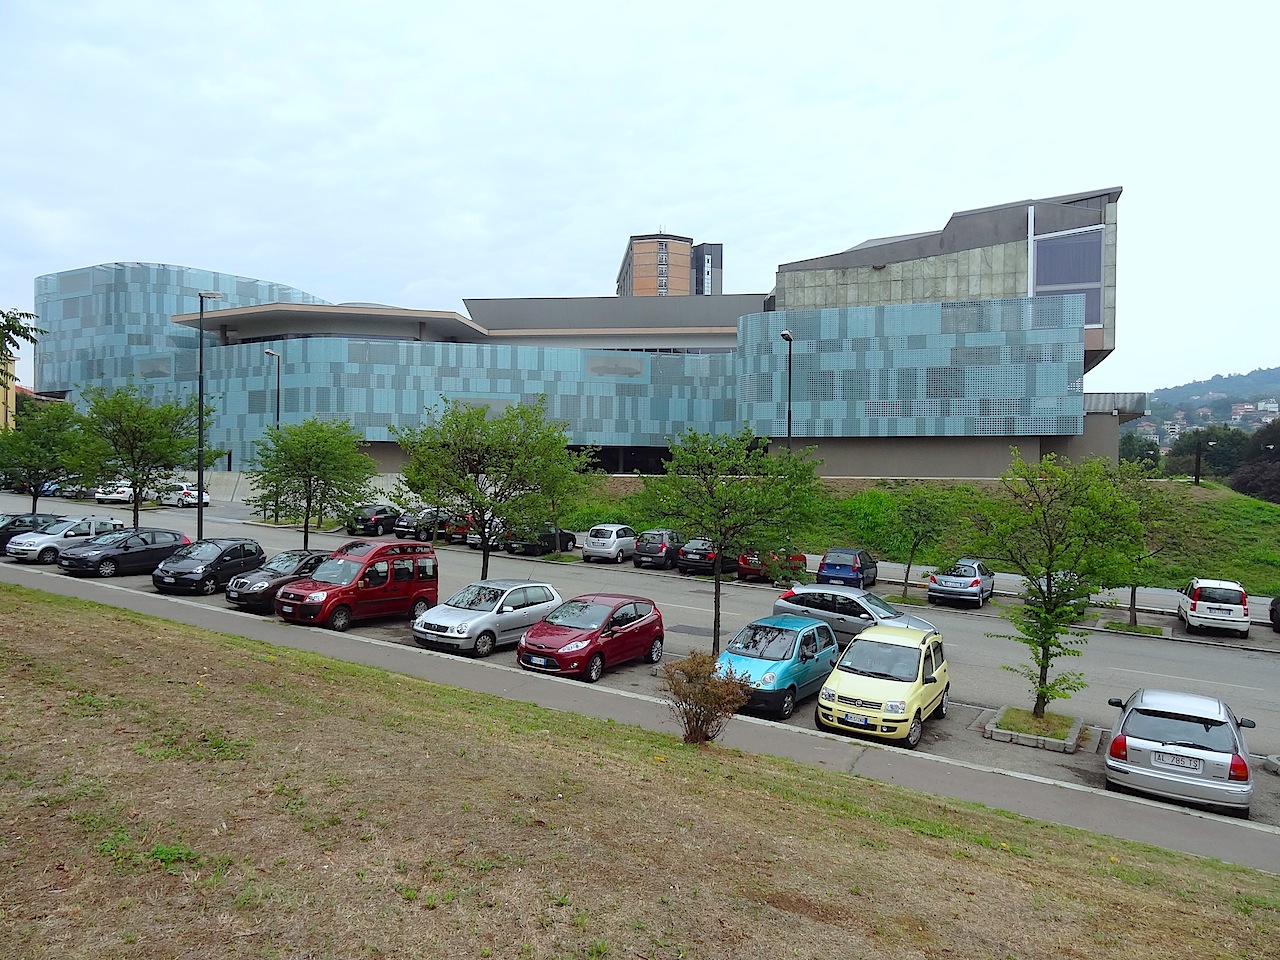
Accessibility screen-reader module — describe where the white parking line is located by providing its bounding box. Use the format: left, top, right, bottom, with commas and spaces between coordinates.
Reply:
1112, 666, 1265, 692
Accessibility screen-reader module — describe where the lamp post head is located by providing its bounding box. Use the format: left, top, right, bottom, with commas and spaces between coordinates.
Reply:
779, 329, 793, 343
264, 348, 280, 358
198, 291, 224, 301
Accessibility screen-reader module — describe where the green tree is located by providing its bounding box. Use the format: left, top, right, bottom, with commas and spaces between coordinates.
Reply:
1114, 461, 1186, 625
973, 450, 1141, 717
1, 308, 45, 389
246, 419, 377, 549
80, 384, 205, 528
638, 428, 823, 654
1118, 431, 1160, 470
1164, 425, 1250, 480
394, 397, 588, 578
0, 401, 101, 511
889, 484, 958, 598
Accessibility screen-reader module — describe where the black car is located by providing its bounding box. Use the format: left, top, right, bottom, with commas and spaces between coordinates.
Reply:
633, 529, 685, 569
57, 527, 190, 578
347, 503, 400, 536
153, 538, 267, 595
225, 548, 332, 611
504, 523, 577, 556
0, 512, 63, 551
675, 538, 740, 575
393, 506, 453, 541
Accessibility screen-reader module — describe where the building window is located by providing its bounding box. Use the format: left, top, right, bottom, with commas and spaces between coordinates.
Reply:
658, 241, 667, 253
658, 253, 667, 264
657, 265, 667, 277
1035, 227, 1103, 327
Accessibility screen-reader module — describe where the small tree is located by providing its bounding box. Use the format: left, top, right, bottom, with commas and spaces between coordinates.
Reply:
1118, 431, 1160, 470
80, 384, 204, 528
246, 419, 377, 548
1, 308, 45, 390
973, 450, 1140, 717
890, 484, 957, 598
1114, 461, 1185, 625
0, 401, 100, 511
660, 651, 754, 745
394, 397, 592, 578
638, 428, 822, 654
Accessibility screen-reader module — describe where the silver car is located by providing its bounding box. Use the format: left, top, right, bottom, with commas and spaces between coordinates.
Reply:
412, 579, 562, 657
581, 523, 637, 563
1105, 688, 1256, 817
927, 557, 996, 608
5, 516, 124, 564
772, 583, 935, 645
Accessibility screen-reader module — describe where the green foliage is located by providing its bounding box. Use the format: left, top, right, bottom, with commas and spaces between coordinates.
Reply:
394, 397, 596, 578
0, 400, 100, 512
659, 651, 753, 745
245, 418, 377, 548
80, 383, 206, 528
638, 427, 822, 653
1164, 425, 1251, 480
1118, 432, 1160, 470
885, 484, 960, 598
0, 308, 45, 390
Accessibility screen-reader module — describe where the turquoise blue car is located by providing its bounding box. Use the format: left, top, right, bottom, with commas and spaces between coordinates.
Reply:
716, 614, 840, 719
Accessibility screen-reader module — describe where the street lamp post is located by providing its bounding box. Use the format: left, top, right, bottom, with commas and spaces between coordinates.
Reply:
1193, 438, 1216, 486
196, 291, 223, 541
780, 329, 794, 452
264, 348, 282, 524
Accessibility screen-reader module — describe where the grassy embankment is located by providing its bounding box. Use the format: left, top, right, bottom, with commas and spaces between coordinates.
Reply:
2, 582, 1277, 959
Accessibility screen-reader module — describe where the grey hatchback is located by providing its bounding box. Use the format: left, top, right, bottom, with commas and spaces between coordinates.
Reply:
633, 529, 684, 569
412, 579, 563, 657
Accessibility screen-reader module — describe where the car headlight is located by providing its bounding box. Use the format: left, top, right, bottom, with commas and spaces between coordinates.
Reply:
560, 639, 590, 653
759, 672, 777, 687
884, 700, 907, 715
305, 591, 328, 603
819, 687, 836, 702
192, 565, 205, 574
249, 580, 270, 592
454, 623, 470, 635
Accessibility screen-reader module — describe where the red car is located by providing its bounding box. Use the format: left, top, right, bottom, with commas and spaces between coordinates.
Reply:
517, 593, 665, 682
737, 548, 807, 583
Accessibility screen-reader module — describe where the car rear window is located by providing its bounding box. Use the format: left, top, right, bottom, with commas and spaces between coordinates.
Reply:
1197, 586, 1244, 605
588, 527, 615, 539
639, 532, 664, 545
1122, 709, 1238, 753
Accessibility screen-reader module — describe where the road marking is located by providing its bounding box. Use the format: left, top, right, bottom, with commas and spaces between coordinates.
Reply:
1112, 666, 1265, 692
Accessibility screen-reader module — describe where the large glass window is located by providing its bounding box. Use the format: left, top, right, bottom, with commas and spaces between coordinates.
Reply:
1035, 227, 1103, 327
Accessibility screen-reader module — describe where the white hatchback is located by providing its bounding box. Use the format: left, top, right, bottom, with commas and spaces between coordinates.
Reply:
1177, 578, 1250, 640
581, 523, 638, 563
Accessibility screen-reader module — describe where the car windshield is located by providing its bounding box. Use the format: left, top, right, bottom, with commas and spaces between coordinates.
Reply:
545, 600, 611, 629
309, 557, 363, 586
837, 639, 920, 682
445, 584, 504, 612
1123, 709, 1239, 753
727, 623, 798, 660
37, 520, 76, 535
860, 593, 904, 619
262, 553, 305, 575
86, 530, 133, 545
172, 542, 223, 562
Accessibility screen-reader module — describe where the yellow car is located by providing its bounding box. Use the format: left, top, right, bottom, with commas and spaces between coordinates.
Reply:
814, 624, 950, 748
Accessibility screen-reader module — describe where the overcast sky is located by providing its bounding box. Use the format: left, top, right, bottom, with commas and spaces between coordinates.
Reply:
3, 1, 1277, 395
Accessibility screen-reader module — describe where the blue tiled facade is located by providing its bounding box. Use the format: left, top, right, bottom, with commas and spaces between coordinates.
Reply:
34, 263, 1086, 471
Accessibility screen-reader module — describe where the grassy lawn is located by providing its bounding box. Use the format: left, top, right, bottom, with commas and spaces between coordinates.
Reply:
2, 582, 1277, 959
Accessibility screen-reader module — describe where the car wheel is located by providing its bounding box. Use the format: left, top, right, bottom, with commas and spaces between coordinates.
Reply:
904, 713, 923, 749
665, 554, 676, 570
973, 592, 984, 609
37, 547, 57, 564
1272, 619, 1280, 634
1240, 629, 1250, 641
376, 521, 388, 536
937, 686, 950, 719
926, 595, 937, 604
776, 687, 796, 721
564, 537, 576, 551
199, 577, 219, 596
328, 606, 353, 632
96, 559, 118, 578
411, 598, 430, 620
474, 631, 497, 658
633, 557, 642, 567
395, 532, 407, 539
615, 551, 624, 564
583, 653, 605, 683
644, 636, 663, 664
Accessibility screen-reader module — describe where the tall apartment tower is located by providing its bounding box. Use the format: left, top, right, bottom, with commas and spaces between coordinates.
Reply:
616, 233, 722, 296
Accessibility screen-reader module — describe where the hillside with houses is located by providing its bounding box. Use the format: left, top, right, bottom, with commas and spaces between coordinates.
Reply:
1120, 367, 1280, 451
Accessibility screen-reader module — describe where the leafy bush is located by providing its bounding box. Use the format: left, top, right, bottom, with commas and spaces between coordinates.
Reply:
660, 651, 753, 745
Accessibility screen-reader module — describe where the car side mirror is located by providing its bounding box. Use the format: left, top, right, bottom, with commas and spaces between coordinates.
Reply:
359, 579, 368, 588
858, 612, 872, 620
923, 673, 937, 685
1239, 717, 1256, 729
1107, 697, 1124, 708
501, 605, 514, 614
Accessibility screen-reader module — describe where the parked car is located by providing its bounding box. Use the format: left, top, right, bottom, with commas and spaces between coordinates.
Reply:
413, 579, 563, 656
517, 593, 664, 682
1105, 688, 1255, 818
57, 527, 191, 578
505, 523, 577, 556
0, 512, 64, 551
152, 537, 267, 595
5, 516, 125, 564
816, 548, 878, 587
346, 503, 400, 537
1272, 596, 1280, 634
394, 506, 453, 541
443, 514, 473, 544
275, 540, 439, 631
94, 483, 135, 504
927, 558, 996, 608
467, 521, 505, 550
715, 615, 840, 719
814, 624, 950, 749
633, 529, 685, 569
675, 537, 740, 575
773, 583, 935, 645
1176, 578, 1251, 640
581, 524, 638, 563
225, 549, 332, 612
156, 481, 209, 507
737, 547, 807, 583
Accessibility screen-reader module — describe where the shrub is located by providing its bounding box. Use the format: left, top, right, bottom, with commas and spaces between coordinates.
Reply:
660, 651, 753, 745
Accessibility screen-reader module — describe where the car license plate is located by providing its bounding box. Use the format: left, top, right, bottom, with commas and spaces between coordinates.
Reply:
281, 605, 294, 613
1208, 607, 1230, 615
163, 576, 175, 583
531, 656, 550, 667
1155, 752, 1201, 771
227, 590, 238, 598
842, 713, 869, 727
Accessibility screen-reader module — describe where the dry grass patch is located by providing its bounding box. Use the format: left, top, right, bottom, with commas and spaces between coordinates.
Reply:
1, 582, 1277, 959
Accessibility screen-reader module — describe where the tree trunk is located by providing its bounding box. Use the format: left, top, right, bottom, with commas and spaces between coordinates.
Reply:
302, 495, 313, 549
480, 545, 490, 580
901, 545, 918, 599
711, 555, 723, 656
1128, 584, 1139, 627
